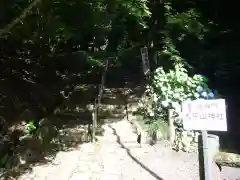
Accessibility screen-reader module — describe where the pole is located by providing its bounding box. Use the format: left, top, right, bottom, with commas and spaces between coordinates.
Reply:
92, 58, 108, 143
201, 130, 211, 180
92, 101, 97, 143
168, 109, 175, 144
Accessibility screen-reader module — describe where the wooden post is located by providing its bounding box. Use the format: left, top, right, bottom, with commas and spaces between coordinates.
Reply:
92, 101, 98, 143
168, 109, 175, 144
198, 131, 212, 180
98, 59, 109, 105
91, 58, 108, 143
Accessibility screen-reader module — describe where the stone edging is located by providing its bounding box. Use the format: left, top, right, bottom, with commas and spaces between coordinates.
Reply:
214, 152, 240, 168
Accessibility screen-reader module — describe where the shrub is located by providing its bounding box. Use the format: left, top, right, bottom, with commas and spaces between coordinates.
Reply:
138, 62, 220, 151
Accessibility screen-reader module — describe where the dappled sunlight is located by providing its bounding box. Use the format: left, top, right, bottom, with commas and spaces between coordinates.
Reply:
1, 0, 240, 178
0, 86, 143, 179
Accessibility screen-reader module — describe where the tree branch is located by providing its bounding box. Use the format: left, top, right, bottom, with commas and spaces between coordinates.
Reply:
0, 0, 42, 37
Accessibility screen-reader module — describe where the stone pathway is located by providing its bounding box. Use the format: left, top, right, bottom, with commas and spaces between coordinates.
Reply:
18, 117, 240, 180
18, 142, 102, 180
16, 91, 240, 180
10, 86, 239, 180
97, 120, 200, 180
99, 119, 240, 180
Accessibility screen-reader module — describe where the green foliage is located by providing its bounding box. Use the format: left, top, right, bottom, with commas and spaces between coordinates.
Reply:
0, 0, 151, 126
24, 119, 37, 135
145, 59, 220, 151
152, 64, 215, 112
138, 28, 220, 150
1, 0, 240, 155
165, 4, 208, 40
138, 61, 218, 151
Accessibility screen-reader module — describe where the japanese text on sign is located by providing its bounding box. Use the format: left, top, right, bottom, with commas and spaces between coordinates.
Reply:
182, 99, 227, 131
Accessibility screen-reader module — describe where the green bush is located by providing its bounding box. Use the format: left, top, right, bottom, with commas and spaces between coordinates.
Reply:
138, 61, 220, 151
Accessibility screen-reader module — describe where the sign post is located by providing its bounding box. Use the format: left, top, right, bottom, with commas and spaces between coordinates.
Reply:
140, 46, 150, 79
182, 99, 227, 180
201, 130, 211, 180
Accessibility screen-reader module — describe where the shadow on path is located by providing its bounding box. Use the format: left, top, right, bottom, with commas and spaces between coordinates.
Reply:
108, 125, 164, 180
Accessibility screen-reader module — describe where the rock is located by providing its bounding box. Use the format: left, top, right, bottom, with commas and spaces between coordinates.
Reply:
19, 135, 42, 149
53, 108, 61, 115
214, 152, 240, 167
18, 135, 43, 162
36, 118, 58, 144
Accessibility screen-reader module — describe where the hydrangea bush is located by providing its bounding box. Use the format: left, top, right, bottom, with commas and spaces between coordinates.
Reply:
138, 63, 220, 152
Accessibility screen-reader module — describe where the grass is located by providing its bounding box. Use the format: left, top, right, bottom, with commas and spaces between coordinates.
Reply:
135, 114, 169, 141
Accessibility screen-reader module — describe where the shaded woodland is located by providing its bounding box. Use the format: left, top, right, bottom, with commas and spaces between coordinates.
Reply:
1, 0, 240, 176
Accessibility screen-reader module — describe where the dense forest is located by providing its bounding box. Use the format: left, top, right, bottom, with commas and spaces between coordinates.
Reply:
1, 0, 240, 153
